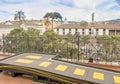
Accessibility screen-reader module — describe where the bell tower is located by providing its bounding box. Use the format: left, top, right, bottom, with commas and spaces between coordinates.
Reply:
92, 12, 94, 26
91, 3, 95, 35
91, 12, 95, 35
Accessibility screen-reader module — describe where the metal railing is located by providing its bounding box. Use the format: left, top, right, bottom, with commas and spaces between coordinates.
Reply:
1, 35, 120, 64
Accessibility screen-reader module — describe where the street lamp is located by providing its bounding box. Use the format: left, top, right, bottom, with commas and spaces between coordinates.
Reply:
74, 32, 80, 61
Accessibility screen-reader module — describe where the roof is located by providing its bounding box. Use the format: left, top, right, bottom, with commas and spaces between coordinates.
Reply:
0, 20, 43, 28
0, 24, 18, 28
0, 53, 120, 84
55, 23, 120, 30
105, 23, 120, 30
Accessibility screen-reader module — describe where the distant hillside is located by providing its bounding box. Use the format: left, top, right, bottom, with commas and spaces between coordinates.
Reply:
105, 19, 120, 23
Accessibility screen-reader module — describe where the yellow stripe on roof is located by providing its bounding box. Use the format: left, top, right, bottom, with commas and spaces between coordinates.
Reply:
15, 59, 33, 64
114, 76, 120, 84
73, 68, 85, 76
55, 64, 68, 72
25, 55, 42, 59
39, 62, 51, 67
93, 72, 104, 80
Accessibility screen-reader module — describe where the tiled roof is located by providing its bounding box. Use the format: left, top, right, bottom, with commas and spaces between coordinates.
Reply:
0, 20, 43, 28
0, 23, 19, 28
55, 23, 120, 30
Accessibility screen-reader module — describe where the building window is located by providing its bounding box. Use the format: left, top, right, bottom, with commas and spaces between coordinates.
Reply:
103, 29, 106, 35
57, 29, 59, 34
75, 28, 78, 33
89, 29, 92, 35
82, 29, 84, 35
63, 29, 65, 35
63, 32, 65, 35
82, 32, 84, 35
96, 29, 98, 35
69, 29, 71, 34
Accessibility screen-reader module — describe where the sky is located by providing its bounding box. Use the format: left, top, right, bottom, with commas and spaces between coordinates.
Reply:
0, 0, 120, 22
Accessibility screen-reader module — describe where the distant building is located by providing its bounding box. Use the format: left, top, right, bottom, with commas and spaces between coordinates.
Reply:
54, 23, 120, 35
0, 20, 45, 37
63, 17, 68, 24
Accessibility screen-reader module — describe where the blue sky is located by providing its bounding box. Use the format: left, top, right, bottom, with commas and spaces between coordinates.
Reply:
0, 0, 120, 22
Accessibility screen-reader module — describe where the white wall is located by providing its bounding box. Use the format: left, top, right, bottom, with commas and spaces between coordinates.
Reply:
98, 29, 103, 35
0, 28, 14, 37
65, 29, 69, 34
93, 29, 96, 35
26, 25, 45, 34
78, 29, 82, 35
106, 29, 109, 35
54, 29, 57, 33
85, 29, 89, 35
0, 26, 46, 37
54, 28, 111, 36
71, 29, 75, 35
59, 29, 63, 35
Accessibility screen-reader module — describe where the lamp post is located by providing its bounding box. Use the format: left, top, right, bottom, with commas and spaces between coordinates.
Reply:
74, 32, 80, 61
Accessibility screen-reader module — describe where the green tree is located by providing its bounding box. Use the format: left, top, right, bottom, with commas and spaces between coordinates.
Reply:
26, 28, 40, 36
42, 30, 59, 53
44, 12, 62, 30
54, 12, 63, 23
43, 30, 58, 40
44, 18, 51, 30
26, 28, 40, 52
66, 33, 73, 38
14, 10, 26, 27
97, 35, 120, 61
80, 21, 88, 28
8, 28, 25, 36
4, 28, 25, 53
4, 28, 40, 53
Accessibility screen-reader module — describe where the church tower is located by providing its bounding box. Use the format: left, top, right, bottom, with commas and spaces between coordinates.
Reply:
91, 12, 95, 35
64, 17, 68, 24
92, 12, 95, 26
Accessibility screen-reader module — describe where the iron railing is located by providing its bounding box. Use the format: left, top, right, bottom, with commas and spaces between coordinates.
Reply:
0, 35, 120, 63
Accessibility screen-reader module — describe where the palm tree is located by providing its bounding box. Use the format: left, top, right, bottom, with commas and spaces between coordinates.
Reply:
54, 12, 62, 24
44, 17, 51, 30
14, 10, 26, 27
44, 12, 62, 30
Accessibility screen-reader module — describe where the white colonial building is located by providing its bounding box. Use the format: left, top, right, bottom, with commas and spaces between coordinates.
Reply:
54, 23, 120, 35
0, 20, 45, 37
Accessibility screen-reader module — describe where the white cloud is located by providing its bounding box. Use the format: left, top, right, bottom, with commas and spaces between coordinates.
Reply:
0, 0, 119, 22
74, 0, 105, 10
4, 0, 26, 1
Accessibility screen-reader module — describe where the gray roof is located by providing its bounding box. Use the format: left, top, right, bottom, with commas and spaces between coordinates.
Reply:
0, 53, 120, 84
